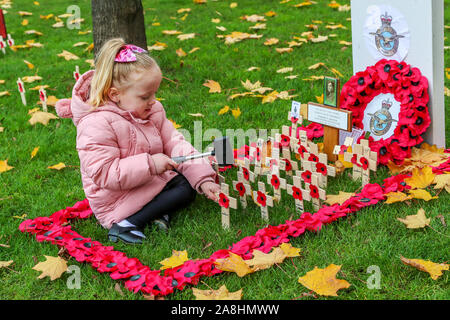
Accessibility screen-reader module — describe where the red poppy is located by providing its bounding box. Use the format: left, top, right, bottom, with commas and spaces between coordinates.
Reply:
280, 134, 291, 148
292, 186, 303, 200
316, 162, 327, 176
242, 167, 250, 181
309, 185, 319, 199
235, 182, 246, 197
308, 154, 319, 162
219, 193, 230, 209
359, 157, 369, 170
301, 170, 312, 184
256, 191, 267, 207
283, 159, 292, 171
297, 145, 308, 158
270, 174, 280, 190
290, 117, 299, 124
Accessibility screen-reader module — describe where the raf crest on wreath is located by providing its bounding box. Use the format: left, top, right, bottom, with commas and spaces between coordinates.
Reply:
367, 98, 398, 136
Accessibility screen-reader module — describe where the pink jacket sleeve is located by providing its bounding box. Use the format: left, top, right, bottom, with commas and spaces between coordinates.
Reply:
157, 106, 217, 193
76, 115, 158, 191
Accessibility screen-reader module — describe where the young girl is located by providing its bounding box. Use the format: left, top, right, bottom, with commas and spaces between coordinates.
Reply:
55, 38, 221, 244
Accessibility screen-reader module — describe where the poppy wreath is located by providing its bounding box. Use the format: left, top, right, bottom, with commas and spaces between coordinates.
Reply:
340, 59, 430, 165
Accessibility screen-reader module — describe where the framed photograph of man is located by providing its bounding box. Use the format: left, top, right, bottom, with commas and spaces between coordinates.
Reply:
323, 77, 340, 108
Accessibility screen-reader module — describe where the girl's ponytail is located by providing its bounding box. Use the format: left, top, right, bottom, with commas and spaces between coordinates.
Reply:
88, 38, 126, 108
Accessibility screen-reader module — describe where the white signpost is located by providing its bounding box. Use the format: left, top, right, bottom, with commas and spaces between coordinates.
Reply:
351, 0, 445, 148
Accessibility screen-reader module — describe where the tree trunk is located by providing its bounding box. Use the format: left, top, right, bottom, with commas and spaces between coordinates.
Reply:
91, 0, 147, 59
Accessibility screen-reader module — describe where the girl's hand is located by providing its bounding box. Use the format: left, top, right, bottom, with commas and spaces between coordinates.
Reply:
152, 153, 178, 175
200, 181, 221, 202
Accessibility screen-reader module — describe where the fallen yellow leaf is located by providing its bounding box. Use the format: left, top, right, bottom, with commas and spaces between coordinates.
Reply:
192, 285, 242, 300
397, 208, 431, 229
57, 50, 79, 61
32, 256, 68, 281
400, 256, 449, 280
262, 90, 279, 104
177, 33, 196, 41
169, 119, 181, 129
215, 252, 254, 277
325, 191, 355, 205
408, 189, 438, 201
31, 147, 40, 159
203, 80, 221, 93
218, 105, 230, 115
404, 166, 436, 189
264, 38, 279, 46
0, 160, 14, 173
176, 48, 187, 57
0, 260, 14, 269
29, 111, 58, 126
159, 250, 189, 270
385, 191, 412, 204
231, 107, 241, 119
48, 162, 66, 170
298, 264, 350, 296
433, 174, 450, 193
22, 75, 42, 83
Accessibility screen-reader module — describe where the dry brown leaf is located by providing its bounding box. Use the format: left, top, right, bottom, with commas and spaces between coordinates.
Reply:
0, 260, 13, 269
241, 79, 261, 91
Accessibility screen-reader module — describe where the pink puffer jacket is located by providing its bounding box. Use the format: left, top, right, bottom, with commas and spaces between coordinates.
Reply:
55, 70, 217, 229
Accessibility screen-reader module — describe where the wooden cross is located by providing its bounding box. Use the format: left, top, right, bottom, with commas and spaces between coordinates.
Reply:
251, 138, 265, 175
39, 87, 47, 112
286, 175, 311, 216
74, 65, 80, 81
17, 78, 26, 106
302, 153, 336, 188
253, 181, 274, 222
218, 183, 237, 230
266, 165, 287, 202
240, 157, 255, 183
6, 34, 13, 47
305, 173, 327, 212
343, 139, 377, 186
306, 101, 352, 162
279, 148, 298, 177
232, 171, 252, 209
288, 100, 303, 146
0, 36, 5, 54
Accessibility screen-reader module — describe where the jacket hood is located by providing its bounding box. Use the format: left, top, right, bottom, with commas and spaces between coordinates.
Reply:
55, 70, 153, 126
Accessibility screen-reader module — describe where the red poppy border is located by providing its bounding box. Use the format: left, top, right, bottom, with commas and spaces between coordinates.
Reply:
340, 59, 431, 165
19, 159, 449, 298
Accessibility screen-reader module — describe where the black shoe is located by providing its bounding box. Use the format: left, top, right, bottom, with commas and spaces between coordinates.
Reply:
154, 215, 169, 233
108, 223, 144, 244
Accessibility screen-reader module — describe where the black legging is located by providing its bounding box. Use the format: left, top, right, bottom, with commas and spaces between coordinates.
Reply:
125, 174, 196, 228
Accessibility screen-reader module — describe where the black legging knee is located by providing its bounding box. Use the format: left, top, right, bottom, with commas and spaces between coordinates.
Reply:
126, 174, 196, 228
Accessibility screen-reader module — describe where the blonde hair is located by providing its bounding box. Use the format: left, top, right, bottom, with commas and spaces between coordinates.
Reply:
88, 38, 158, 108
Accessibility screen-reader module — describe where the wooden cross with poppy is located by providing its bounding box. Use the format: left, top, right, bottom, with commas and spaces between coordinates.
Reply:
251, 138, 265, 175
304, 173, 326, 211
279, 148, 298, 177
266, 165, 287, 202
302, 153, 336, 188
218, 183, 238, 230
293, 130, 309, 162
343, 139, 377, 186
286, 176, 311, 215
288, 105, 303, 145
232, 171, 252, 209
281, 125, 298, 152
39, 88, 47, 112
240, 158, 255, 183
252, 181, 274, 222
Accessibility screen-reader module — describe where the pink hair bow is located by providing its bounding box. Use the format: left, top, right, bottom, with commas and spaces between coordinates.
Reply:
115, 44, 148, 63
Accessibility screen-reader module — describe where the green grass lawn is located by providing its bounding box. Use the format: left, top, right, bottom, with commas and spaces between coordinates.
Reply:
0, 0, 449, 300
